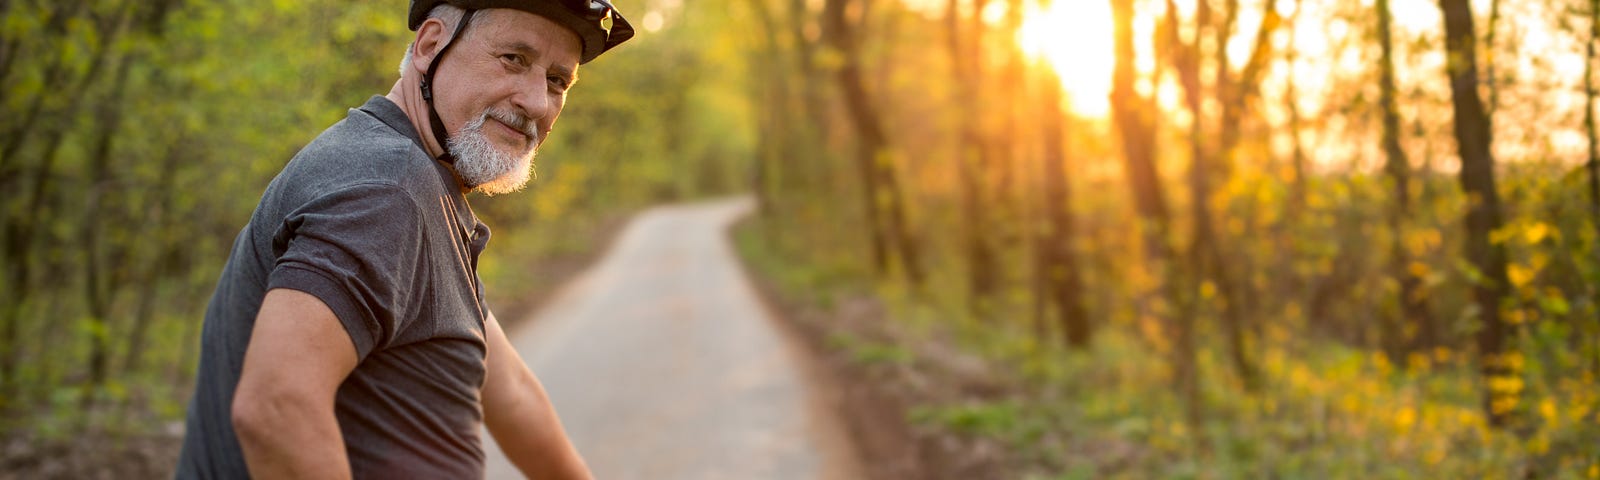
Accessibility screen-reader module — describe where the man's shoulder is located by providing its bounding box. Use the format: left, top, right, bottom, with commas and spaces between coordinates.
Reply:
277, 106, 445, 199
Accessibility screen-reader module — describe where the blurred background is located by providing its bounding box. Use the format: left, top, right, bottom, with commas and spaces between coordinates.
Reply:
3, 0, 1600, 477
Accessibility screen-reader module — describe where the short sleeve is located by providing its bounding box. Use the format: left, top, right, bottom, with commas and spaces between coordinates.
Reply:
267, 183, 427, 361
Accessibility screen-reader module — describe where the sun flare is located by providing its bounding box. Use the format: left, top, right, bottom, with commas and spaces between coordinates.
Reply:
1017, 0, 1116, 117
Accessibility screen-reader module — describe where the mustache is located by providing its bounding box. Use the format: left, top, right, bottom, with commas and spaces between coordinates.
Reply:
484, 107, 537, 141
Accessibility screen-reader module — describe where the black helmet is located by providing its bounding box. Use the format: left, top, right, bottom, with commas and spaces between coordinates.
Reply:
409, 0, 634, 64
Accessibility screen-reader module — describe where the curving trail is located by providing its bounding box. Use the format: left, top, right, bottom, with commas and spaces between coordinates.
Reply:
483, 196, 864, 480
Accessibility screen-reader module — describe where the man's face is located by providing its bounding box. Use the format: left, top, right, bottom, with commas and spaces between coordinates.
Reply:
428, 9, 582, 195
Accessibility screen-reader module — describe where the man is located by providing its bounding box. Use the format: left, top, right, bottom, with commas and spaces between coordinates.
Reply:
175, 1, 633, 478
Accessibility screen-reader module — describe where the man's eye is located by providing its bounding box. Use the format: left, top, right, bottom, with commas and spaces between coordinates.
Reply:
548, 76, 570, 90
500, 54, 525, 66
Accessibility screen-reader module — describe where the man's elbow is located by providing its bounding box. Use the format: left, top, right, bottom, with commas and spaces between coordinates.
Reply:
231, 385, 312, 445
231, 389, 272, 445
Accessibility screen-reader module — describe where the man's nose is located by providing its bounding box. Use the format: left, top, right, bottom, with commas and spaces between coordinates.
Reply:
509, 80, 548, 125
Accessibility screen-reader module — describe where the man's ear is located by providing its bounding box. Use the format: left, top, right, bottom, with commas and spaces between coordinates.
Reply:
411, 17, 450, 76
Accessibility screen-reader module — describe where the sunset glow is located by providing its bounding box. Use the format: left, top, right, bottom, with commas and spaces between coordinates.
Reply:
1017, 1, 1114, 117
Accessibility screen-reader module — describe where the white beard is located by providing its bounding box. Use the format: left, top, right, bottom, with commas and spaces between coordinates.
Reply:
447, 108, 537, 196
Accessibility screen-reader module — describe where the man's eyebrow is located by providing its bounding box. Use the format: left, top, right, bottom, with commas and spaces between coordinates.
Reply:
495, 40, 577, 82
497, 40, 538, 56
552, 65, 578, 84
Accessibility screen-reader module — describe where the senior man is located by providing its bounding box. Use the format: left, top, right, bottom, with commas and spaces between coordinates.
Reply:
175, 1, 632, 478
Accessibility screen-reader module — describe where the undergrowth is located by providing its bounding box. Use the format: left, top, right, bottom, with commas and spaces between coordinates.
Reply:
733, 214, 1600, 479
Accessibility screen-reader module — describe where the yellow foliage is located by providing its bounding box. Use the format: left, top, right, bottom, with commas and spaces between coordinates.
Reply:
1394, 406, 1417, 431
1523, 221, 1555, 244
1407, 261, 1430, 279
1426, 447, 1447, 466
1506, 308, 1528, 325
1492, 221, 1558, 246
1283, 302, 1303, 323
1491, 396, 1519, 415
1340, 392, 1362, 413
1227, 217, 1245, 235
1404, 228, 1443, 255
1138, 315, 1168, 353
1539, 398, 1557, 425
1505, 351, 1525, 371
1508, 264, 1536, 289
1487, 375, 1523, 395
1526, 434, 1550, 455
533, 164, 586, 219
1371, 351, 1392, 374
1289, 365, 1315, 392
1407, 352, 1431, 372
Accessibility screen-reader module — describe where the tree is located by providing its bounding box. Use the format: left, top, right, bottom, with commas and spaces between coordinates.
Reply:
1035, 63, 1091, 346
821, 0, 925, 285
1585, 0, 1600, 239
1113, 0, 1196, 425
1437, 0, 1518, 428
946, 0, 1001, 314
1376, 0, 1434, 359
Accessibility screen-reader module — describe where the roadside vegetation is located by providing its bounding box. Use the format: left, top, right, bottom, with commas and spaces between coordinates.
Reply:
735, 0, 1600, 477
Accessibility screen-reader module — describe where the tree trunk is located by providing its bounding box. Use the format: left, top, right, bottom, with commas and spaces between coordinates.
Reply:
1585, 0, 1600, 381
1377, 0, 1433, 359
1038, 67, 1091, 346
3, 123, 69, 407
120, 141, 184, 379
1437, 0, 1516, 428
822, 0, 924, 285
1586, 0, 1600, 251
1115, 0, 1171, 230
746, 0, 789, 217
1116, 0, 1194, 426
1165, 0, 1252, 392
1201, 0, 1281, 391
946, 0, 999, 314
1484, 0, 1501, 116
786, 0, 830, 187
1277, 0, 1309, 316
79, 54, 135, 420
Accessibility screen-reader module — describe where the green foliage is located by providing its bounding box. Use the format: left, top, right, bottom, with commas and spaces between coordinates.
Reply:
908, 400, 1025, 438
826, 332, 915, 366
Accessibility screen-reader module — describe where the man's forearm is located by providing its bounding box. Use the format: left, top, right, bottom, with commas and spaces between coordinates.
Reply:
482, 311, 591, 479
233, 390, 353, 478
485, 368, 592, 480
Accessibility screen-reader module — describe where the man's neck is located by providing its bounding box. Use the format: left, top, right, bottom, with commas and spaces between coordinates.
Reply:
385, 79, 445, 159
386, 80, 472, 194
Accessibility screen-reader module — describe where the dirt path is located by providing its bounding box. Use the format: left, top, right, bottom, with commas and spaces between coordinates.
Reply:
483, 196, 865, 480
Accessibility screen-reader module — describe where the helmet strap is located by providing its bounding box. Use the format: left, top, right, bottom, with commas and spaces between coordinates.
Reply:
419, 8, 479, 167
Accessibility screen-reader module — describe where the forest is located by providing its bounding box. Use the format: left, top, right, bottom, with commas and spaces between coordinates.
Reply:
3, 0, 1599, 477
735, 0, 1600, 475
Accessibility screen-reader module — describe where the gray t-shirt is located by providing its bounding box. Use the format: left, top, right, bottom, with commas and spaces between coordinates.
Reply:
177, 96, 494, 479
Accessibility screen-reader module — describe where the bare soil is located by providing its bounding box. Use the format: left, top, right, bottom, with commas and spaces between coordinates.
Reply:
0, 430, 184, 480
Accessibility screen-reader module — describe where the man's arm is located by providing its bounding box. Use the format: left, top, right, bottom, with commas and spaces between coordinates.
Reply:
482, 311, 593, 479
232, 288, 359, 479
